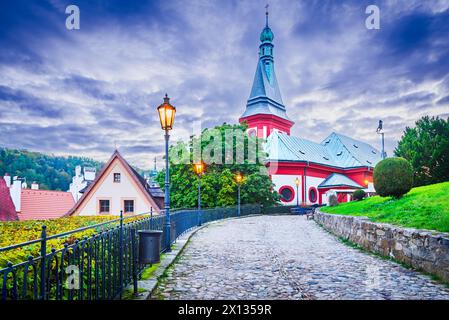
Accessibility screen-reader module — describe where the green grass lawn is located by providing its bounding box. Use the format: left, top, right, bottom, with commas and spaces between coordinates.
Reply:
321, 181, 449, 232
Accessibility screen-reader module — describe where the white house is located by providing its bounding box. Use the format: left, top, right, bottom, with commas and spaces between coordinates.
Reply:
66, 150, 164, 216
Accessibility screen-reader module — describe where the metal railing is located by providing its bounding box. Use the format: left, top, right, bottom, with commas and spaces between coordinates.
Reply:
0, 204, 260, 300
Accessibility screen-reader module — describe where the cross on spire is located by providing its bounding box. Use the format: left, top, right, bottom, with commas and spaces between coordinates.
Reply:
265, 4, 269, 26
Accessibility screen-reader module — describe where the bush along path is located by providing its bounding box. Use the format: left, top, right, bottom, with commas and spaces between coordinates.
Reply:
152, 215, 449, 300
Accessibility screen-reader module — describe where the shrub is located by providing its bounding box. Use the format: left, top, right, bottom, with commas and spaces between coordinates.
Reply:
373, 157, 413, 198
353, 189, 366, 201
328, 194, 339, 206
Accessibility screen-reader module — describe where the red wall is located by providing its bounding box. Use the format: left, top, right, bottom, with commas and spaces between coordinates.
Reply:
240, 114, 294, 137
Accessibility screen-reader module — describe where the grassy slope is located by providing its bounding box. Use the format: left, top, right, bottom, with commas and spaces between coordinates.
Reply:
321, 182, 449, 232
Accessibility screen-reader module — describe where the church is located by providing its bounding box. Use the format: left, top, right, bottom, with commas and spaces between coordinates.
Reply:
239, 11, 382, 205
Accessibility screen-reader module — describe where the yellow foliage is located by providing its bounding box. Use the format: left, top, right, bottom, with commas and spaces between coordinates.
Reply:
0, 215, 147, 267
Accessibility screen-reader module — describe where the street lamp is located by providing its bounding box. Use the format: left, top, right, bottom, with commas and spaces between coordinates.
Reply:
235, 173, 243, 217
193, 161, 205, 226
376, 120, 386, 160
295, 177, 300, 207
157, 94, 176, 252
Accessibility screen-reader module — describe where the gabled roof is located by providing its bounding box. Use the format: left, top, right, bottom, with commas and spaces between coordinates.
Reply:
318, 173, 363, 189
265, 131, 382, 169
67, 150, 164, 216
19, 189, 75, 220
0, 177, 18, 221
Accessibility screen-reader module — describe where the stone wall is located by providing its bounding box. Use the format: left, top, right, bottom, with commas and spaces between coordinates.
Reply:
314, 210, 449, 283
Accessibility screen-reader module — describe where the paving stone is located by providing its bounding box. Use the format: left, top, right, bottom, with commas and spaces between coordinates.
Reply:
152, 216, 449, 300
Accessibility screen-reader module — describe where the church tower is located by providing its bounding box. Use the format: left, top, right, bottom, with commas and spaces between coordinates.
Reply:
239, 7, 294, 139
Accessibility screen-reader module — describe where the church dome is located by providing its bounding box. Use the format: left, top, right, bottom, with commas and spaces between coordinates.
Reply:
260, 26, 274, 42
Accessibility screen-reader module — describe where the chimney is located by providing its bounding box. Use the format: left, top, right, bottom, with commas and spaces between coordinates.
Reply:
3, 173, 11, 188
31, 181, 39, 190
10, 177, 22, 212
83, 167, 96, 181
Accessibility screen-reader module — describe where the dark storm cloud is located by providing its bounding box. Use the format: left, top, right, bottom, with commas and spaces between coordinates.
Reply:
0, 0, 448, 168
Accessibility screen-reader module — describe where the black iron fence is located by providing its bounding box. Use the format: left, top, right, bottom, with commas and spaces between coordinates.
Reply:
0, 204, 260, 300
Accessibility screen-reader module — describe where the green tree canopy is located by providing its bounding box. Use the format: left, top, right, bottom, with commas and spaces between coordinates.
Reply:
0, 148, 103, 191
156, 123, 280, 209
394, 116, 449, 186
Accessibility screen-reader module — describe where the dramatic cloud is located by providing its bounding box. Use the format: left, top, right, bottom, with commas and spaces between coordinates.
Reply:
0, 0, 448, 169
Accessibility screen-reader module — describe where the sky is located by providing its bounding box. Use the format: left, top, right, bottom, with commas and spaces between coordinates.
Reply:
0, 0, 448, 170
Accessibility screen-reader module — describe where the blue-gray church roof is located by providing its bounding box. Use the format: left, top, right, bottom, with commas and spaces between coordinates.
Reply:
265, 131, 382, 169
318, 173, 363, 189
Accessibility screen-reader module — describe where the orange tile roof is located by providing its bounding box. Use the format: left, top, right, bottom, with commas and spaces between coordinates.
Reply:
19, 189, 75, 220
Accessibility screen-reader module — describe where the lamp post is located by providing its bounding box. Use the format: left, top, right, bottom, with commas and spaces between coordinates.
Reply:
376, 120, 386, 160
235, 173, 243, 217
193, 161, 205, 226
157, 94, 176, 252
295, 177, 300, 208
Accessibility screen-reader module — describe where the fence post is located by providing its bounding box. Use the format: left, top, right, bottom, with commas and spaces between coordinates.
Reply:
39, 225, 47, 300
118, 210, 124, 299
131, 227, 138, 297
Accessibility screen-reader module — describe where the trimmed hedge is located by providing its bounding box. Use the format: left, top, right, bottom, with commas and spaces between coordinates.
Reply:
373, 157, 413, 198
353, 189, 366, 201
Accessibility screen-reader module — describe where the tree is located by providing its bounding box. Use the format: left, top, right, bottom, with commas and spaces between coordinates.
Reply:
156, 123, 280, 209
373, 157, 413, 198
395, 116, 449, 186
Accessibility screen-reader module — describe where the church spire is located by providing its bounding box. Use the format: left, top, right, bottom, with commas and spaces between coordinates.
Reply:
239, 7, 294, 138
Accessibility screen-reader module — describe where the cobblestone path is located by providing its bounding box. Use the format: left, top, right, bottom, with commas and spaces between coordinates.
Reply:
152, 215, 449, 300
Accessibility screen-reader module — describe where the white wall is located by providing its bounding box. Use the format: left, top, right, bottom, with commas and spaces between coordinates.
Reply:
77, 161, 153, 216
271, 174, 325, 205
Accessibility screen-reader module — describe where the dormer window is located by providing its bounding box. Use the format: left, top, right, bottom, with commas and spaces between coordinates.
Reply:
113, 173, 121, 183
323, 156, 329, 160
353, 144, 359, 148
366, 160, 372, 164
371, 150, 377, 154
337, 151, 343, 156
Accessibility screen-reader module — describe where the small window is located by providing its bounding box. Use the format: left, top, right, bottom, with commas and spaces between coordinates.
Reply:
309, 188, 317, 203
113, 173, 121, 183
124, 200, 134, 213
279, 186, 294, 202
99, 200, 110, 214
353, 144, 359, 148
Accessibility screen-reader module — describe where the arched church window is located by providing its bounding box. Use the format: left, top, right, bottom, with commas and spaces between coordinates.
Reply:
309, 187, 317, 203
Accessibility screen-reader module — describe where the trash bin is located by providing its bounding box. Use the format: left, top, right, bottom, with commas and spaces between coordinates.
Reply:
138, 230, 163, 264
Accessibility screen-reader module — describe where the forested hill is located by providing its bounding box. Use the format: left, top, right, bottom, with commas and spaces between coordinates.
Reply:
0, 147, 103, 191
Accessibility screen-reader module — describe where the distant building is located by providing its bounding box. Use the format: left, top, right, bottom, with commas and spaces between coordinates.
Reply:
68, 165, 96, 202
66, 150, 164, 216
0, 174, 18, 221
239, 11, 381, 205
1, 173, 74, 221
